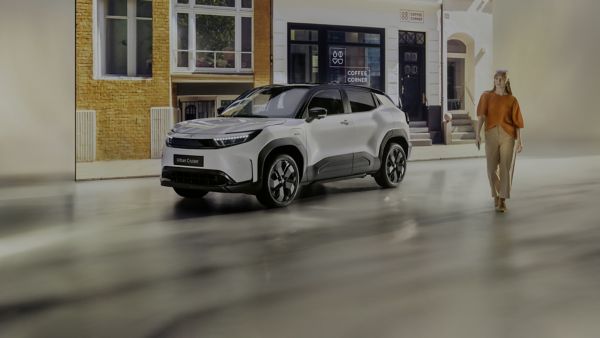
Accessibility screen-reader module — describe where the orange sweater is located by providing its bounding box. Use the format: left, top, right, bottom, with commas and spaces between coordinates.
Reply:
477, 91, 524, 139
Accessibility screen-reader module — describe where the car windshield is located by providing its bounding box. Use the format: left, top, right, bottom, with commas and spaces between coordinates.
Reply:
221, 87, 309, 118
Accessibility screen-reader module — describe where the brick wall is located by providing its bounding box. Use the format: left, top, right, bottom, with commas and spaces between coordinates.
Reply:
76, 0, 171, 161
254, 0, 272, 87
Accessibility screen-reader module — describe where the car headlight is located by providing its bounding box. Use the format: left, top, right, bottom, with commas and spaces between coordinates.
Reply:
213, 130, 261, 148
165, 135, 173, 147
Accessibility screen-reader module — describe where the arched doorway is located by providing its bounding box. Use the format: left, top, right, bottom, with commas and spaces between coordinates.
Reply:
447, 39, 467, 111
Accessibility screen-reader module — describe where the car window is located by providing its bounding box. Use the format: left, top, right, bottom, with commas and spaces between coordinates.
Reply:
307, 89, 344, 115
375, 93, 397, 108
221, 87, 309, 118
346, 89, 377, 113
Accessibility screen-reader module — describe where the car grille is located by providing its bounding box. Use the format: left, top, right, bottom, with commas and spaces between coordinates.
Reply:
170, 138, 216, 149
162, 168, 231, 186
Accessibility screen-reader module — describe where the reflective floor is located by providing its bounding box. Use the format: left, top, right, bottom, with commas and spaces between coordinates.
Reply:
2, 153, 600, 338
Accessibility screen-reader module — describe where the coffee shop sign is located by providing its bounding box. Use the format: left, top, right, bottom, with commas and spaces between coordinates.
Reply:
346, 68, 370, 85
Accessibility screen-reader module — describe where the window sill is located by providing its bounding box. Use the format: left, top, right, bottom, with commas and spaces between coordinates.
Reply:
94, 75, 153, 81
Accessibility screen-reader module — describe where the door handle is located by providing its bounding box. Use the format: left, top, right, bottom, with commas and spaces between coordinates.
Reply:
340, 120, 350, 126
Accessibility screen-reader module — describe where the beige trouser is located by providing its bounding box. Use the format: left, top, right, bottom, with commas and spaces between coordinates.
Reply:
485, 126, 516, 199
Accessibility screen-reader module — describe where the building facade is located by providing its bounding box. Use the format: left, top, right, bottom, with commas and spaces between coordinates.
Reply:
272, 0, 444, 144
76, 0, 271, 162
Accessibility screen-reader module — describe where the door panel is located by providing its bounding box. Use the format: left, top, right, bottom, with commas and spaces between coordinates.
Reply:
306, 114, 354, 179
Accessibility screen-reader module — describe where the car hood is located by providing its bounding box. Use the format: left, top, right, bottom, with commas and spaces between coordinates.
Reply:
172, 117, 286, 136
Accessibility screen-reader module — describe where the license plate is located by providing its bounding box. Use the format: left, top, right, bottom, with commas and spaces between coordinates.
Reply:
174, 155, 204, 167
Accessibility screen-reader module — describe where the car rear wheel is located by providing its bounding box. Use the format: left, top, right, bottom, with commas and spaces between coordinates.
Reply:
173, 188, 209, 199
257, 154, 300, 208
375, 143, 406, 188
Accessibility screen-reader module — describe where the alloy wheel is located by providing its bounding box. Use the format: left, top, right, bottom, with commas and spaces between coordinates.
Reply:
268, 158, 299, 203
386, 146, 406, 184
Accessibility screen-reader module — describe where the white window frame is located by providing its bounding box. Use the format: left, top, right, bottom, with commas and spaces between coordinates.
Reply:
94, 0, 153, 80
171, 0, 253, 74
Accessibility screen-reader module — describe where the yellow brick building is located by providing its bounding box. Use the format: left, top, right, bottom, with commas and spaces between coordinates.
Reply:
76, 0, 272, 162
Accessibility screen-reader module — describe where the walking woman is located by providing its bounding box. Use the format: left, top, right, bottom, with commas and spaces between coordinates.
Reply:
475, 70, 524, 212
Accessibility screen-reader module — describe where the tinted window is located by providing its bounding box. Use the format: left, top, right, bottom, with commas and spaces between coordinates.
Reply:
347, 89, 376, 112
308, 90, 344, 115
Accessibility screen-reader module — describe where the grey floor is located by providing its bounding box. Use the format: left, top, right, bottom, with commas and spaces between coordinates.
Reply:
1, 152, 600, 338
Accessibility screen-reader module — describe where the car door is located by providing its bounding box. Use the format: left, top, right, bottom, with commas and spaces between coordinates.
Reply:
304, 89, 354, 180
344, 88, 381, 174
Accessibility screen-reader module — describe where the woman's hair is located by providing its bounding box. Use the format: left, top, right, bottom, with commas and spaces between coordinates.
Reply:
489, 71, 512, 95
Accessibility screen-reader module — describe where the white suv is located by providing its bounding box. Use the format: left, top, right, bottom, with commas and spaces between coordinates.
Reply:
161, 84, 411, 207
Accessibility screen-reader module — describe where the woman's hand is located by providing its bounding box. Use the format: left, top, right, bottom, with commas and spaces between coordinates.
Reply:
516, 139, 523, 153
475, 134, 481, 150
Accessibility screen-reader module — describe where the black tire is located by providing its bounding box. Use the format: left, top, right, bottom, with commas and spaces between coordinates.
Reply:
173, 188, 209, 199
257, 154, 301, 208
374, 143, 406, 188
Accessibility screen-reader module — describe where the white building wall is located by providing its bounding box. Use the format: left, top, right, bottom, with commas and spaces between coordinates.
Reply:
273, 0, 442, 106
443, 9, 493, 117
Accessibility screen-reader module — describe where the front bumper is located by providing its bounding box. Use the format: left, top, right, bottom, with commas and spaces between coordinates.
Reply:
161, 166, 260, 194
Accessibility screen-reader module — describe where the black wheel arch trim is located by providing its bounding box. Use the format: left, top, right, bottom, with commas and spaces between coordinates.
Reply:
378, 129, 410, 161
258, 138, 308, 184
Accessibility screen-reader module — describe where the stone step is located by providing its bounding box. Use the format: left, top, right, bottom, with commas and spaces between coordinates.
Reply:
451, 139, 477, 145
451, 119, 473, 126
451, 125, 475, 133
410, 127, 429, 133
411, 132, 432, 140
411, 139, 433, 147
451, 113, 470, 120
452, 132, 476, 140
409, 121, 427, 128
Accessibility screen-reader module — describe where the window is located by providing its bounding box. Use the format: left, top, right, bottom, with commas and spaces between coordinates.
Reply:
308, 90, 344, 115
288, 24, 385, 90
174, 0, 253, 72
99, 0, 153, 77
346, 89, 376, 113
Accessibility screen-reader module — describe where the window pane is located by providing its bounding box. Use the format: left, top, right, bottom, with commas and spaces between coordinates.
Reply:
241, 17, 252, 52
308, 90, 343, 115
136, 20, 152, 76
177, 52, 189, 67
347, 89, 376, 112
107, 0, 127, 16
196, 0, 234, 7
241, 0, 252, 8
290, 29, 318, 42
177, 13, 188, 50
327, 46, 382, 90
177, 0, 188, 3
328, 31, 380, 44
106, 18, 127, 75
241, 53, 252, 68
289, 44, 318, 83
196, 15, 234, 51
136, 0, 152, 18
216, 52, 234, 68
196, 52, 214, 67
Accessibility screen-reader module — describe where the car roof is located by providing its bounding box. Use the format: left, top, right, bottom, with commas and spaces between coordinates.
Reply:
257, 83, 386, 96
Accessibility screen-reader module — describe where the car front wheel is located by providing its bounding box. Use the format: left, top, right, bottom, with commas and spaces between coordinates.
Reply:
173, 188, 209, 199
375, 143, 406, 188
257, 154, 300, 208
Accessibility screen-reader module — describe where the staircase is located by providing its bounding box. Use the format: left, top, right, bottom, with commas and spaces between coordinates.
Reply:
449, 111, 477, 144
409, 121, 437, 147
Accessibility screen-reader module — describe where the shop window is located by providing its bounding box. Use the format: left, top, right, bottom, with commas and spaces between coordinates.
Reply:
174, 0, 253, 72
289, 24, 384, 90
99, 0, 153, 77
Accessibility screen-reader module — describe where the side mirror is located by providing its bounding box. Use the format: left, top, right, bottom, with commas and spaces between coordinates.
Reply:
306, 107, 327, 122
216, 107, 225, 115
